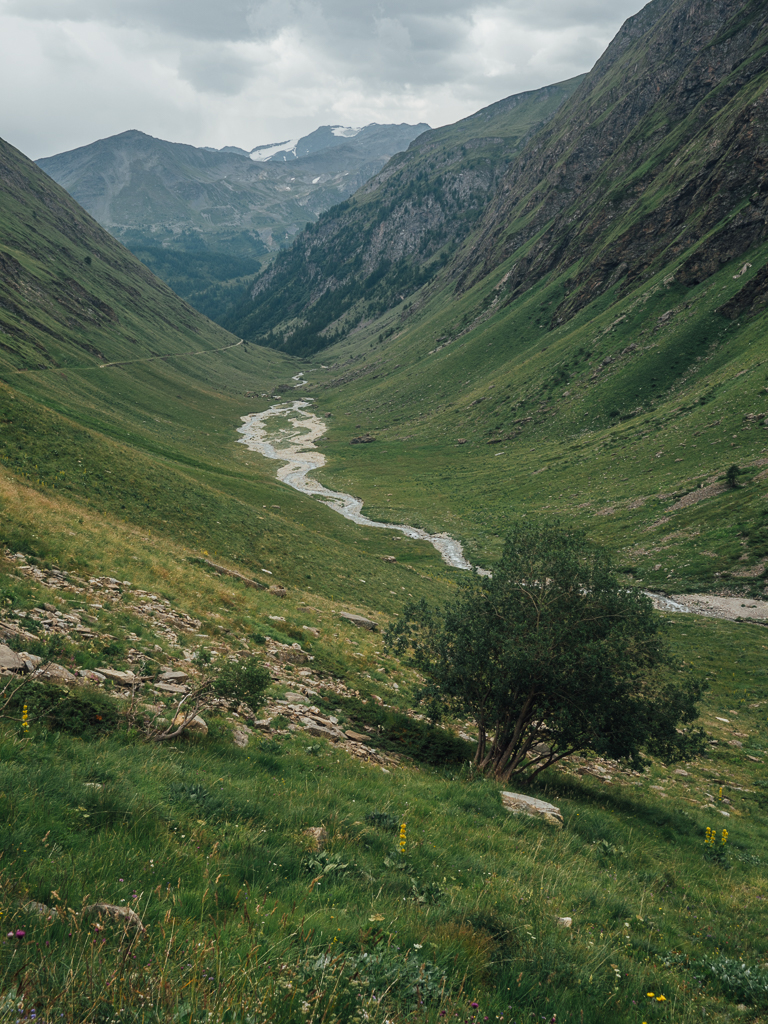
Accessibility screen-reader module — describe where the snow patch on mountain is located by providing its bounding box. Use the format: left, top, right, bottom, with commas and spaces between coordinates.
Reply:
249, 139, 299, 162
331, 126, 363, 138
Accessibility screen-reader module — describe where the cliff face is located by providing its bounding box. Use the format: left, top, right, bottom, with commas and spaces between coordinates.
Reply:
459, 0, 768, 324
226, 80, 583, 353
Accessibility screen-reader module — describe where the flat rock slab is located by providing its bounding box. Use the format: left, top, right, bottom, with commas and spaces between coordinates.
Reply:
345, 730, 370, 742
284, 691, 310, 703
97, 668, 137, 687
339, 612, 378, 631
501, 791, 563, 827
155, 682, 189, 694
159, 671, 189, 684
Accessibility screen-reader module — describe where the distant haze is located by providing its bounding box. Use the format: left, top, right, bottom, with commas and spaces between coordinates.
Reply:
1, 0, 645, 160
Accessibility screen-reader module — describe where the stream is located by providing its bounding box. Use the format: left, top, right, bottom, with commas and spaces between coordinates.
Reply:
236, 401, 747, 618
237, 400, 477, 571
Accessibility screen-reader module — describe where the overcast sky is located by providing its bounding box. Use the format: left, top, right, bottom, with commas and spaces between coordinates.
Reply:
1, 0, 646, 160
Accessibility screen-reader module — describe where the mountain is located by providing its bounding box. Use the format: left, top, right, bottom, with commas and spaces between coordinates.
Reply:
225, 78, 584, 353
35, 123, 428, 320
230, 0, 768, 361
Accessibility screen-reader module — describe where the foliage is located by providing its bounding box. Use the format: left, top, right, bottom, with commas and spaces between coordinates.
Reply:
386, 521, 706, 780
5, 680, 120, 737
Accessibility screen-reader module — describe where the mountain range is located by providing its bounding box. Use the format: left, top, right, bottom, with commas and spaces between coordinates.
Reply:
36, 122, 428, 321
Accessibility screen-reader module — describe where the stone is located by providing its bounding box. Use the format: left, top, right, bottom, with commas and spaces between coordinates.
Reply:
155, 682, 189, 695
350, 435, 375, 444
0, 645, 25, 671
381, 556, 397, 563
674, 769, 690, 776
37, 662, 77, 683
345, 730, 370, 742
253, 718, 273, 731
96, 668, 137, 687
172, 712, 208, 736
303, 826, 327, 850
20, 654, 42, 673
76, 669, 106, 682
232, 725, 252, 749
556, 917, 572, 928
302, 722, 342, 741
501, 791, 563, 827
339, 612, 378, 631
81, 903, 145, 932
23, 901, 58, 919
159, 670, 189, 684
269, 586, 288, 598
284, 692, 310, 704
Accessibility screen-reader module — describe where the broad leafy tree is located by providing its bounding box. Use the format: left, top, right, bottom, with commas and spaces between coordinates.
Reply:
386, 521, 705, 780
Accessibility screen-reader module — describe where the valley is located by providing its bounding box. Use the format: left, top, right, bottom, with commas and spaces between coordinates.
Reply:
1, 0, 768, 1020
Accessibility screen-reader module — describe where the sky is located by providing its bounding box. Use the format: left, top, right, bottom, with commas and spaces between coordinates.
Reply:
1, 0, 646, 160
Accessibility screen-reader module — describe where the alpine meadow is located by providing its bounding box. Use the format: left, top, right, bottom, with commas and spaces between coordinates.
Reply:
2, 1, 768, 1022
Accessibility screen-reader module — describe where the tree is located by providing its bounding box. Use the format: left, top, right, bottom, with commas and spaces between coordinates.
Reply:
386, 521, 705, 780
725, 464, 741, 489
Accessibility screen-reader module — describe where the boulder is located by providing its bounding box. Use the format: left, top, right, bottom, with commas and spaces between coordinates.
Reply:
37, 662, 77, 684
19, 653, 42, 673
501, 791, 563, 827
159, 670, 189, 684
0, 645, 25, 672
269, 586, 288, 598
96, 668, 137, 687
284, 692, 310, 704
381, 556, 397, 563
232, 725, 252, 749
280, 650, 309, 665
23, 901, 58, 919
172, 712, 208, 736
339, 612, 378, 631
556, 917, 572, 928
81, 903, 145, 932
253, 718, 273, 731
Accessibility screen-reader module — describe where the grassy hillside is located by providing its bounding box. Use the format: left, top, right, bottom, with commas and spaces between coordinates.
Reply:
1, 477, 768, 1024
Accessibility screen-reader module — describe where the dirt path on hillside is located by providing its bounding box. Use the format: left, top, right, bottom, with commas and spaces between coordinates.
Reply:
10, 338, 243, 373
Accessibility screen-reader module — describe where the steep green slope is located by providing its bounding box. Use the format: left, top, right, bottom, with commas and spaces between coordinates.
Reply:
226, 78, 583, 355
458, 0, 768, 323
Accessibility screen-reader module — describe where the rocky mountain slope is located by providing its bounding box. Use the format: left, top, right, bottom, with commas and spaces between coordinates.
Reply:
230, 0, 768, 358
226, 79, 583, 354
36, 124, 428, 320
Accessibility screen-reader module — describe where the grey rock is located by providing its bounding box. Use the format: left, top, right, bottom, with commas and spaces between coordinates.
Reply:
159, 670, 189, 684
172, 712, 208, 736
0, 645, 24, 672
253, 718, 273, 731
302, 722, 342, 741
155, 682, 189, 694
81, 903, 145, 932
96, 668, 137, 687
76, 669, 106, 682
232, 725, 252, 749
37, 662, 77, 683
501, 791, 563, 827
284, 691, 310, 704
339, 612, 378, 631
